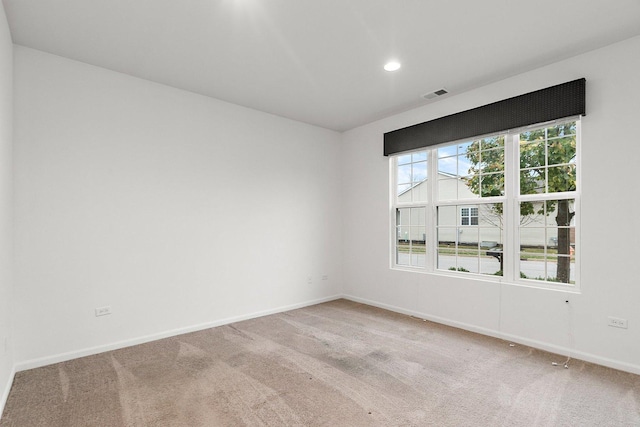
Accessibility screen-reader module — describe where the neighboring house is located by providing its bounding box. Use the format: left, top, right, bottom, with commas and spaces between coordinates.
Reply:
397, 173, 575, 249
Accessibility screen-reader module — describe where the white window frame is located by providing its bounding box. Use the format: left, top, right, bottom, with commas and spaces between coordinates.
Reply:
390, 152, 428, 269
390, 117, 581, 291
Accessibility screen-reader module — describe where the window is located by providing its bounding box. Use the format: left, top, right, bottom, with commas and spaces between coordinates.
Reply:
435, 134, 505, 276
393, 152, 427, 268
391, 118, 580, 288
461, 207, 478, 226
518, 122, 578, 284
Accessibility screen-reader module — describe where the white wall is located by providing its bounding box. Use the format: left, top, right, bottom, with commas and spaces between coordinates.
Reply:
13, 46, 343, 367
343, 36, 640, 374
0, 1, 13, 414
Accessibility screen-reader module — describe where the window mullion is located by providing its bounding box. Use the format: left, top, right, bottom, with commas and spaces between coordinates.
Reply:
503, 131, 519, 282
426, 148, 437, 271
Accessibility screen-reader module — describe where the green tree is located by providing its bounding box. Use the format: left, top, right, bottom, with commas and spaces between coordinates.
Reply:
464, 122, 577, 283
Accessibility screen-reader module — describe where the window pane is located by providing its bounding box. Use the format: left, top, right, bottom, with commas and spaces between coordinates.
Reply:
519, 252, 547, 281
480, 227, 502, 276
411, 207, 425, 226
438, 157, 458, 175
520, 227, 545, 251
478, 204, 504, 229
412, 248, 426, 267
457, 249, 480, 274
397, 224, 409, 243
520, 169, 546, 194
457, 141, 472, 155
398, 164, 411, 184
438, 178, 454, 200
412, 152, 427, 162
397, 154, 412, 165
458, 157, 472, 177
549, 255, 576, 284
480, 135, 505, 150
548, 122, 576, 138
438, 205, 457, 226
409, 227, 425, 244
481, 148, 505, 171
519, 141, 545, 168
397, 208, 410, 227
461, 174, 478, 197
438, 145, 457, 158
412, 231, 426, 267
396, 226, 410, 266
542, 200, 576, 227
547, 165, 576, 192
459, 227, 478, 248
520, 128, 546, 142
548, 137, 576, 166
437, 230, 456, 271
479, 232, 500, 249
412, 161, 427, 182
397, 184, 411, 200
411, 181, 428, 202
480, 173, 504, 197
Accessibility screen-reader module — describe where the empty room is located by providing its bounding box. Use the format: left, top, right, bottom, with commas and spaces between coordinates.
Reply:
1, 0, 639, 425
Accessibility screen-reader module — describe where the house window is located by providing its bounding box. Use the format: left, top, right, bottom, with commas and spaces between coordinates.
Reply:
461, 207, 478, 225
391, 118, 580, 288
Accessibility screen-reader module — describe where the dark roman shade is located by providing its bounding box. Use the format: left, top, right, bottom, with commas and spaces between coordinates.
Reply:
384, 78, 585, 156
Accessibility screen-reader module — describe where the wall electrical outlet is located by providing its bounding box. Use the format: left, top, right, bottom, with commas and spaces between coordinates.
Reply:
95, 306, 112, 317
608, 317, 628, 329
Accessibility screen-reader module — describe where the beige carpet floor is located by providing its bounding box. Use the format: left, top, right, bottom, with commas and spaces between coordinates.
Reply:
1, 299, 639, 426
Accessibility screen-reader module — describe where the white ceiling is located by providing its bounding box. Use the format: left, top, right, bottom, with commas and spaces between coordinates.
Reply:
4, 0, 640, 131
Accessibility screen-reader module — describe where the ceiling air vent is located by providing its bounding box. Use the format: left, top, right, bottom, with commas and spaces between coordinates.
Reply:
422, 88, 448, 100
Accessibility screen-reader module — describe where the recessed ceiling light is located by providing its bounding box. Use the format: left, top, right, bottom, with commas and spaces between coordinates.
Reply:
384, 61, 401, 72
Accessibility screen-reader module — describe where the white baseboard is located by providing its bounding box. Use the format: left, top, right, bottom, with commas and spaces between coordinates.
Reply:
342, 294, 640, 376
15, 295, 342, 373
0, 365, 16, 419
12, 293, 640, 377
